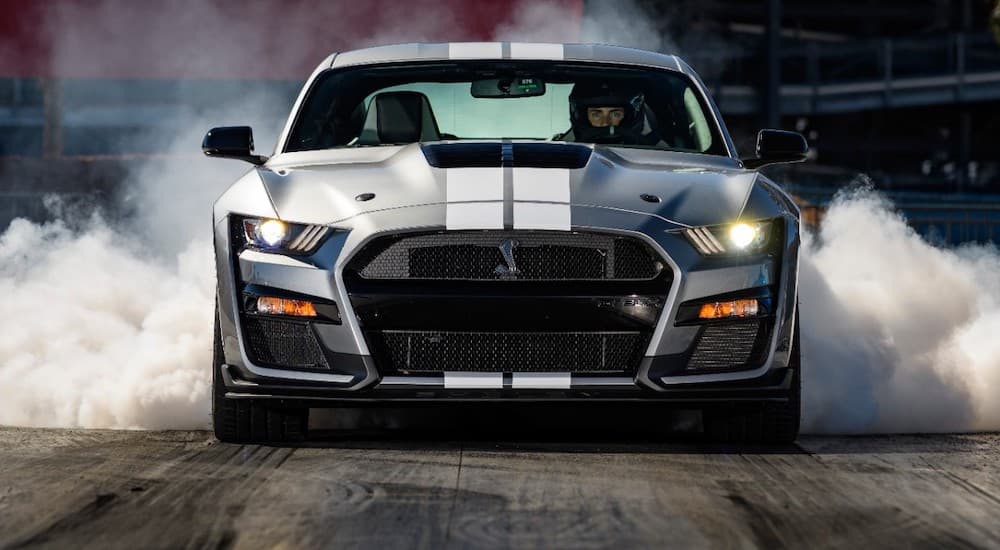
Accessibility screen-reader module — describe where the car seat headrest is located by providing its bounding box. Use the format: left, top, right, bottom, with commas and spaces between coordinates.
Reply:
358, 91, 441, 145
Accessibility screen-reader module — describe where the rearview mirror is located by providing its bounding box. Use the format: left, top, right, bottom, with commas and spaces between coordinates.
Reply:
202, 126, 268, 165
471, 77, 546, 98
742, 129, 808, 170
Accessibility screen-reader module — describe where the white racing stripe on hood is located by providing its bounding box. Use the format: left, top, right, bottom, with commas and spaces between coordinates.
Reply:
510, 43, 565, 59
448, 42, 503, 59
513, 168, 571, 230
446, 167, 504, 202
445, 167, 504, 229
513, 168, 570, 202
446, 203, 504, 229
442, 166, 575, 231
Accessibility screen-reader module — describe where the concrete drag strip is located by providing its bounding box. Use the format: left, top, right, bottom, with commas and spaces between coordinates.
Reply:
1, 427, 1000, 549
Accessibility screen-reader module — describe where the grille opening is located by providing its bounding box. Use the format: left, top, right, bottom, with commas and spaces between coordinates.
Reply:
372, 330, 648, 374
686, 320, 772, 371
242, 316, 329, 370
348, 231, 664, 281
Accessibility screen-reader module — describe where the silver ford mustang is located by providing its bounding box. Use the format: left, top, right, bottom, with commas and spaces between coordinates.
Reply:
205, 42, 806, 444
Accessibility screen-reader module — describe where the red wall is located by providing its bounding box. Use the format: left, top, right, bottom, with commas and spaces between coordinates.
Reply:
0, 0, 583, 80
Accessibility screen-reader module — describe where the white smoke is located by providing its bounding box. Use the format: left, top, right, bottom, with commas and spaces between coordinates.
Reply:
801, 187, 1000, 433
0, 214, 214, 429
494, 0, 675, 52
2, 0, 998, 432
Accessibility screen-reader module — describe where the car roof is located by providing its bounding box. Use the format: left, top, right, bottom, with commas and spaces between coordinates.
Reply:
327, 42, 687, 73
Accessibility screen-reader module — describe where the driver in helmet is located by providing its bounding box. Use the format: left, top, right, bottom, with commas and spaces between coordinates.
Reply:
559, 81, 663, 146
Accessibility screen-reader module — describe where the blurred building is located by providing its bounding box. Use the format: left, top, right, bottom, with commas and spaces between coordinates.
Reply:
639, 0, 1000, 194
651, 0, 1000, 242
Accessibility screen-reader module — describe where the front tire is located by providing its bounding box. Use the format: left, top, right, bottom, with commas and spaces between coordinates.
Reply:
703, 311, 801, 444
212, 305, 309, 444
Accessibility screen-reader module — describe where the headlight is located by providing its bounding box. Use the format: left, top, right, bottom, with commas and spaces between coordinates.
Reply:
255, 219, 288, 246
239, 217, 331, 254
683, 220, 773, 256
728, 223, 760, 249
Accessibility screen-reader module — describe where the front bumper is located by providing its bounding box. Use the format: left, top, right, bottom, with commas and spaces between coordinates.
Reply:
214, 204, 799, 400
220, 361, 794, 406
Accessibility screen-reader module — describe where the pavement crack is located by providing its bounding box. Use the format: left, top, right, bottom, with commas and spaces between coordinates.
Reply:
443, 446, 465, 547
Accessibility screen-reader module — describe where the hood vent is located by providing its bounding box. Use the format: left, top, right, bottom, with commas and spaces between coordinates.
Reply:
422, 143, 501, 168
511, 143, 591, 168
422, 142, 591, 169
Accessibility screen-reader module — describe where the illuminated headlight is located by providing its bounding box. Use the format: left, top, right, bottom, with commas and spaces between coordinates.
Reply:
256, 219, 287, 246
728, 223, 760, 249
683, 220, 772, 256
240, 217, 331, 254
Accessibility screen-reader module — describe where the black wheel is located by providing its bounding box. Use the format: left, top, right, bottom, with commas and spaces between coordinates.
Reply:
703, 311, 801, 444
212, 304, 308, 444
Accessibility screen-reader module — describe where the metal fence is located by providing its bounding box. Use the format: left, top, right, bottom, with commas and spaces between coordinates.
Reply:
784, 183, 1000, 246
898, 203, 1000, 245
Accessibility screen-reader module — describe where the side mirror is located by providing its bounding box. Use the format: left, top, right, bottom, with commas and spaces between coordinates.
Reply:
202, 126, 267, 165
742, 129, 808, 170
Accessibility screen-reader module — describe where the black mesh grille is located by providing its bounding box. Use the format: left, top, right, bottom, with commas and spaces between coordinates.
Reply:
349, 231, 664, 281
242, 316, 329, 370
613, 239, 660, 280
687, 320, 772, 371
373, 330, 647, 374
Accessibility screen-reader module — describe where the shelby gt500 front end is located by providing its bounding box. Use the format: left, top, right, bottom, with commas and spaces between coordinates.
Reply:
207, 43, 805, 444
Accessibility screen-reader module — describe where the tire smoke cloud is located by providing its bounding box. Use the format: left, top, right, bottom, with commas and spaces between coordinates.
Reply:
1, 1, 997, 432
800, 187, 1000, 433
0, 212, 214, 429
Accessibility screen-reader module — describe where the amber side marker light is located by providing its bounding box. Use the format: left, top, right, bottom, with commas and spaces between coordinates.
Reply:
698, 299, 759, 320
256, 296, 318, 317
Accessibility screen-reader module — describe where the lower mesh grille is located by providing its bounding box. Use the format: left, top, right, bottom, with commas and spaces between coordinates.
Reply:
687, 320, 771, 371
373, 330, 647, 374
242, 316, 329, 370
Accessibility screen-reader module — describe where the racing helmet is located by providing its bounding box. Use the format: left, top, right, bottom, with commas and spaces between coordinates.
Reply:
568, 81, 646, 144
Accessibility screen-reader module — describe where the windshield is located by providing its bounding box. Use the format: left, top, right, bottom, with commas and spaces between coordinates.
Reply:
285, 61, 727, 156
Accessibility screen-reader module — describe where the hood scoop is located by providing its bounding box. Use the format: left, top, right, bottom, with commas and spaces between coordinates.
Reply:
422, 142, 500, 167
422, 142, 591, 169
512, 143, 592, 168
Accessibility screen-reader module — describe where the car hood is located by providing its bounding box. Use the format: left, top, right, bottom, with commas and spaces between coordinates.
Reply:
260, 143, 755, 228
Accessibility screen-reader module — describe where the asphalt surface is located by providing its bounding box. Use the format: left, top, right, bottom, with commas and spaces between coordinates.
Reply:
2, 417, 1000, 549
